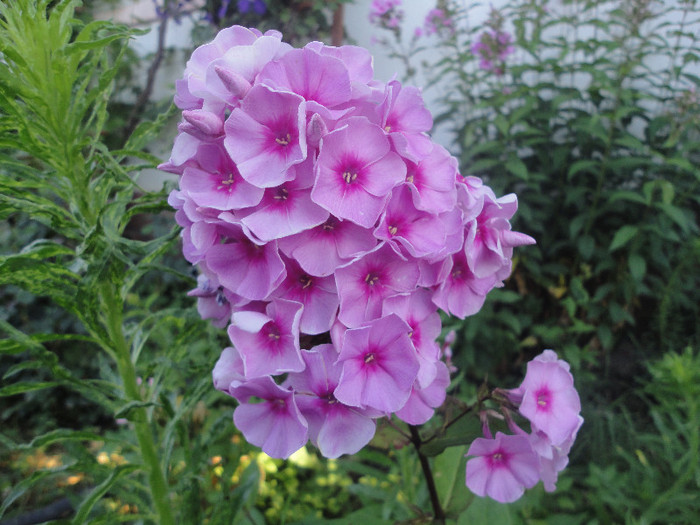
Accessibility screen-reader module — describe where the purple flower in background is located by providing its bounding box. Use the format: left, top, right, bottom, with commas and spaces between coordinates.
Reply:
471, 30, 515, 75
237, 0, 267, 15
422, 8, 455, 37
369, 0, 403, 31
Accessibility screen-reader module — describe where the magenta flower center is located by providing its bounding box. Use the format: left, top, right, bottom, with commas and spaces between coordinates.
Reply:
264, 323, 281, 341
343, 170, 358, 184
274, 187, 289, 200
218, 172, 235, 191
298, 274, 313, 289
487, 449, 510, 469
364, 352, 376, 364
275, 133, 291, 146
364, 272, 380, 286
535, 387, 551, 410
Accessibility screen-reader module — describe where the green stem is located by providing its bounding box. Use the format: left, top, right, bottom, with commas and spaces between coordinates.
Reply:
409, 426, 445, 524
100, 283, 175, 525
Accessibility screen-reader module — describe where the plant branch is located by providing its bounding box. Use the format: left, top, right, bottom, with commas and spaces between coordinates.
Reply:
123, 6, 169, 143
409, 425, 445, 524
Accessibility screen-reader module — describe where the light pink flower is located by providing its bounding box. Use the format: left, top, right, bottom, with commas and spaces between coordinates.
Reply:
466, 432, 540, 503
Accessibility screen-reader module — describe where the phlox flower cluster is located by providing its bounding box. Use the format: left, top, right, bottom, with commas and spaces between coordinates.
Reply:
162, 25, 534, 460
465, 350, 583, 503
470, 30, 515, 75
419, 8, 455, 38
369, 0, 403, 30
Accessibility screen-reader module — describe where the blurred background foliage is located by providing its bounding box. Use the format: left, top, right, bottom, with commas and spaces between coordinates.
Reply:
1, 0, 698, 524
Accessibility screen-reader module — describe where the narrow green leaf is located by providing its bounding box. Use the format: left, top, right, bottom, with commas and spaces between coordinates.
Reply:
0, 381, 61, 397
72, 464, 140, 525
20, 429, 108, 450
114, 400, 160, 419
0, 469, 64, 518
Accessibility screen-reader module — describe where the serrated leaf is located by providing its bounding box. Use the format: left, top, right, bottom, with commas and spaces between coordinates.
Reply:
609, 225, 639, 252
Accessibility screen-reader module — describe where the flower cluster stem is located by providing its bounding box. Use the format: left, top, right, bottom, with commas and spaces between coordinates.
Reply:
100, 283, 175, 525
409, 425, 445, 523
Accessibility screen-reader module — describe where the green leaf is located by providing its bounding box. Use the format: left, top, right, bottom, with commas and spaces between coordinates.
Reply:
421, 416, 483, 457
657, 203, 692, 233
20, 429, 109, 450
505, 157, 529, 180
0, 468, 65, 519
72, 464, 141, 525
0, 381, 61, 397
458, 494, 517, 525
568, 159, 600, 180
578, 235, 595, 260
434, 445, 470, 515
628, 253, 647, 282
114, 400, 160, 419
609, 225, 639, 252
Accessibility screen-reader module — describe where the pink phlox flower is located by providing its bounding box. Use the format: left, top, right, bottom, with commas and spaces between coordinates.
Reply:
334, 242, 420, 328
395, 361, 450, 425
212, 346, 246, 393
465, 432, 540, 503
224, 83, 307, 188
272, 256, 339, 335
229, 376, 308, 459
404, 143, 458, 214
417, 256, 452, 288
305, 41, 375, 86
188, 272, 237, 328
205, 222, 286, 300
179, 143, 264, 211
204, 33, 290, 108
517, 350, 583, 446
334, 314, 419, 413
278, 215, 378, 277
382, 289, 441, 388
432, 248, 496, 319
311, 116, 406, 228
286, 345, 377, 458
258, 46, 353, 110
532, 415, 583, 492
176, 26, 281, 110
465, 191, 535, 282
380, 81, 433, 161
227, 298, 304, 378
374, 185, 448, 259
240, 162, 329, 242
